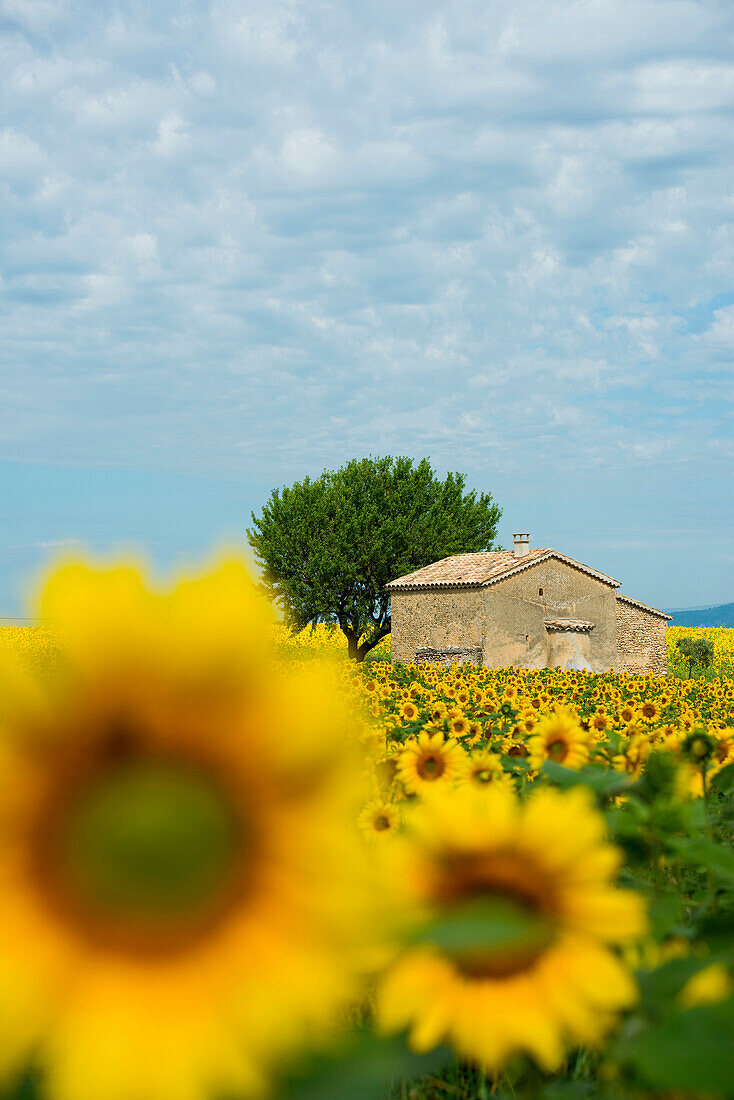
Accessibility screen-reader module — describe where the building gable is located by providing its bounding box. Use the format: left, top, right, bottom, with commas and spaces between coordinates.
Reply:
482, 550, 620, 590
386, 549, 620, 592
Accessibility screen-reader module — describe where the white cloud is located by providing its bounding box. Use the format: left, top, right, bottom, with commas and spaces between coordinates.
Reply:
497, 1, 714, 61
76, 272, 129, 311
704, 305, 734, 346
59, 80, 173, 131
632, 60, 734, 114
190, 71, 216, 94
0, 0, 68, 30
9, 56, 103, 94
278, 127, 340, 176
217, 0, 305, 64
0, 0, 732, 570
153, 112, 190, 156
0, 128, 45, 177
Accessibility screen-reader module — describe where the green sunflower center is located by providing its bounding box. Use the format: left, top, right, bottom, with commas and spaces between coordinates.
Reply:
427, 851, 560, 979
419, 896, 556, 980
55, 761, 244, 941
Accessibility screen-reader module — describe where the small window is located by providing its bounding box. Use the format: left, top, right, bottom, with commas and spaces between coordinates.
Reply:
538, 587, 544, 596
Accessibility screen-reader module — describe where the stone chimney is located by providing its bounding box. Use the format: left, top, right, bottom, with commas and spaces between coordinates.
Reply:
513, 533, 530, 558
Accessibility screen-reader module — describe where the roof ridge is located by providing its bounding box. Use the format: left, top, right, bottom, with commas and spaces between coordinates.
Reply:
616, 593, 672, 620
481, 549, 620, 589
386, 546, 554, 590
386, 547, 623, 591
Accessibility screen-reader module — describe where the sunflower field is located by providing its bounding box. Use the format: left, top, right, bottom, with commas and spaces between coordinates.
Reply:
0, 579, 733, 1100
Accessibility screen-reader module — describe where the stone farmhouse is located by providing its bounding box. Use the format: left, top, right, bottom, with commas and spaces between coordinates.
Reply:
386, 534, 671, 676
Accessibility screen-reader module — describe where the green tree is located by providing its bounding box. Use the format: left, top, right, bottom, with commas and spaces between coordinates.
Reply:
247, 456, 502, 661
675, 636, 715, 679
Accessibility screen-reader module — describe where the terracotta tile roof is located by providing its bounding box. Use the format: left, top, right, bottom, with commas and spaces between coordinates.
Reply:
544, 618, 595, 632
386, 549, 620, 590
386, 549, 548, 589
616, 593, 672, 620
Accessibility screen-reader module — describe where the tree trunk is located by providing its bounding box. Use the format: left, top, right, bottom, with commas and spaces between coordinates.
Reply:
345, 631, 359, 661
341, 623, 390, 662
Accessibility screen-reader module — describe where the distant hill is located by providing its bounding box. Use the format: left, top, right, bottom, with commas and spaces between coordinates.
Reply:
666, 603, 734, 628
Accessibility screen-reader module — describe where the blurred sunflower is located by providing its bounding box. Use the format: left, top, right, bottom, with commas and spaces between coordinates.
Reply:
679, 962, 734, 1008
612, 733, 651, 777
358, 799, 402, 841
377, 785, 645, 1071
0, 560, 379, 1100
714, 729, 734, 767
397, 732, 465, 794
528, 709, 591, 770
457, 751, 515, 792
364, 747, 401, 795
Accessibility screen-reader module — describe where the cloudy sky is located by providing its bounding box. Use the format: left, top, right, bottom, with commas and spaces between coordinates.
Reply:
1, 0, 733, 614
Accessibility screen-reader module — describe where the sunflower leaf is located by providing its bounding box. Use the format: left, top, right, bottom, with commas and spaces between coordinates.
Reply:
647, 890, 685, 941
274, 1031, 454, 1100
410, 896, 555, 959
541, 761, 637, 798
613, 998, 734, 1096
636, 955, 710, 1004
668, 838, 734, 885
711, 761, 734, 793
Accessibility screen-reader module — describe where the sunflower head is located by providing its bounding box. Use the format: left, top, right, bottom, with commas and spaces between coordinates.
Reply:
358, 799, 402, 841
681, 728, 717, 763
458, 751, 515, 792
378, 785, 646, 1071
528, 708, 590, 770
0, 559, 383, 1100
396, 732, 466, 794
713, 730, 734, 766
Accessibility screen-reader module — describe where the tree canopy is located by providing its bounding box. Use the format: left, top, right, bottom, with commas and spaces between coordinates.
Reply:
675, 635, 715, 679
247, 456, 502, 661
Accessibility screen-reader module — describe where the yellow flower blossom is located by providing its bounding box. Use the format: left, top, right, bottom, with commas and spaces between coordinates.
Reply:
679, 962, 734, 1009
0, 561, 381, 1100
377, 785, 646, 1072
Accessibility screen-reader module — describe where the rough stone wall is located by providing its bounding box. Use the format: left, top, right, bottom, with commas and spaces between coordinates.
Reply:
482, 560, 619, 672
389, 589, 485, 665
415, 646, 483, 667
615, 600, 668, 676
